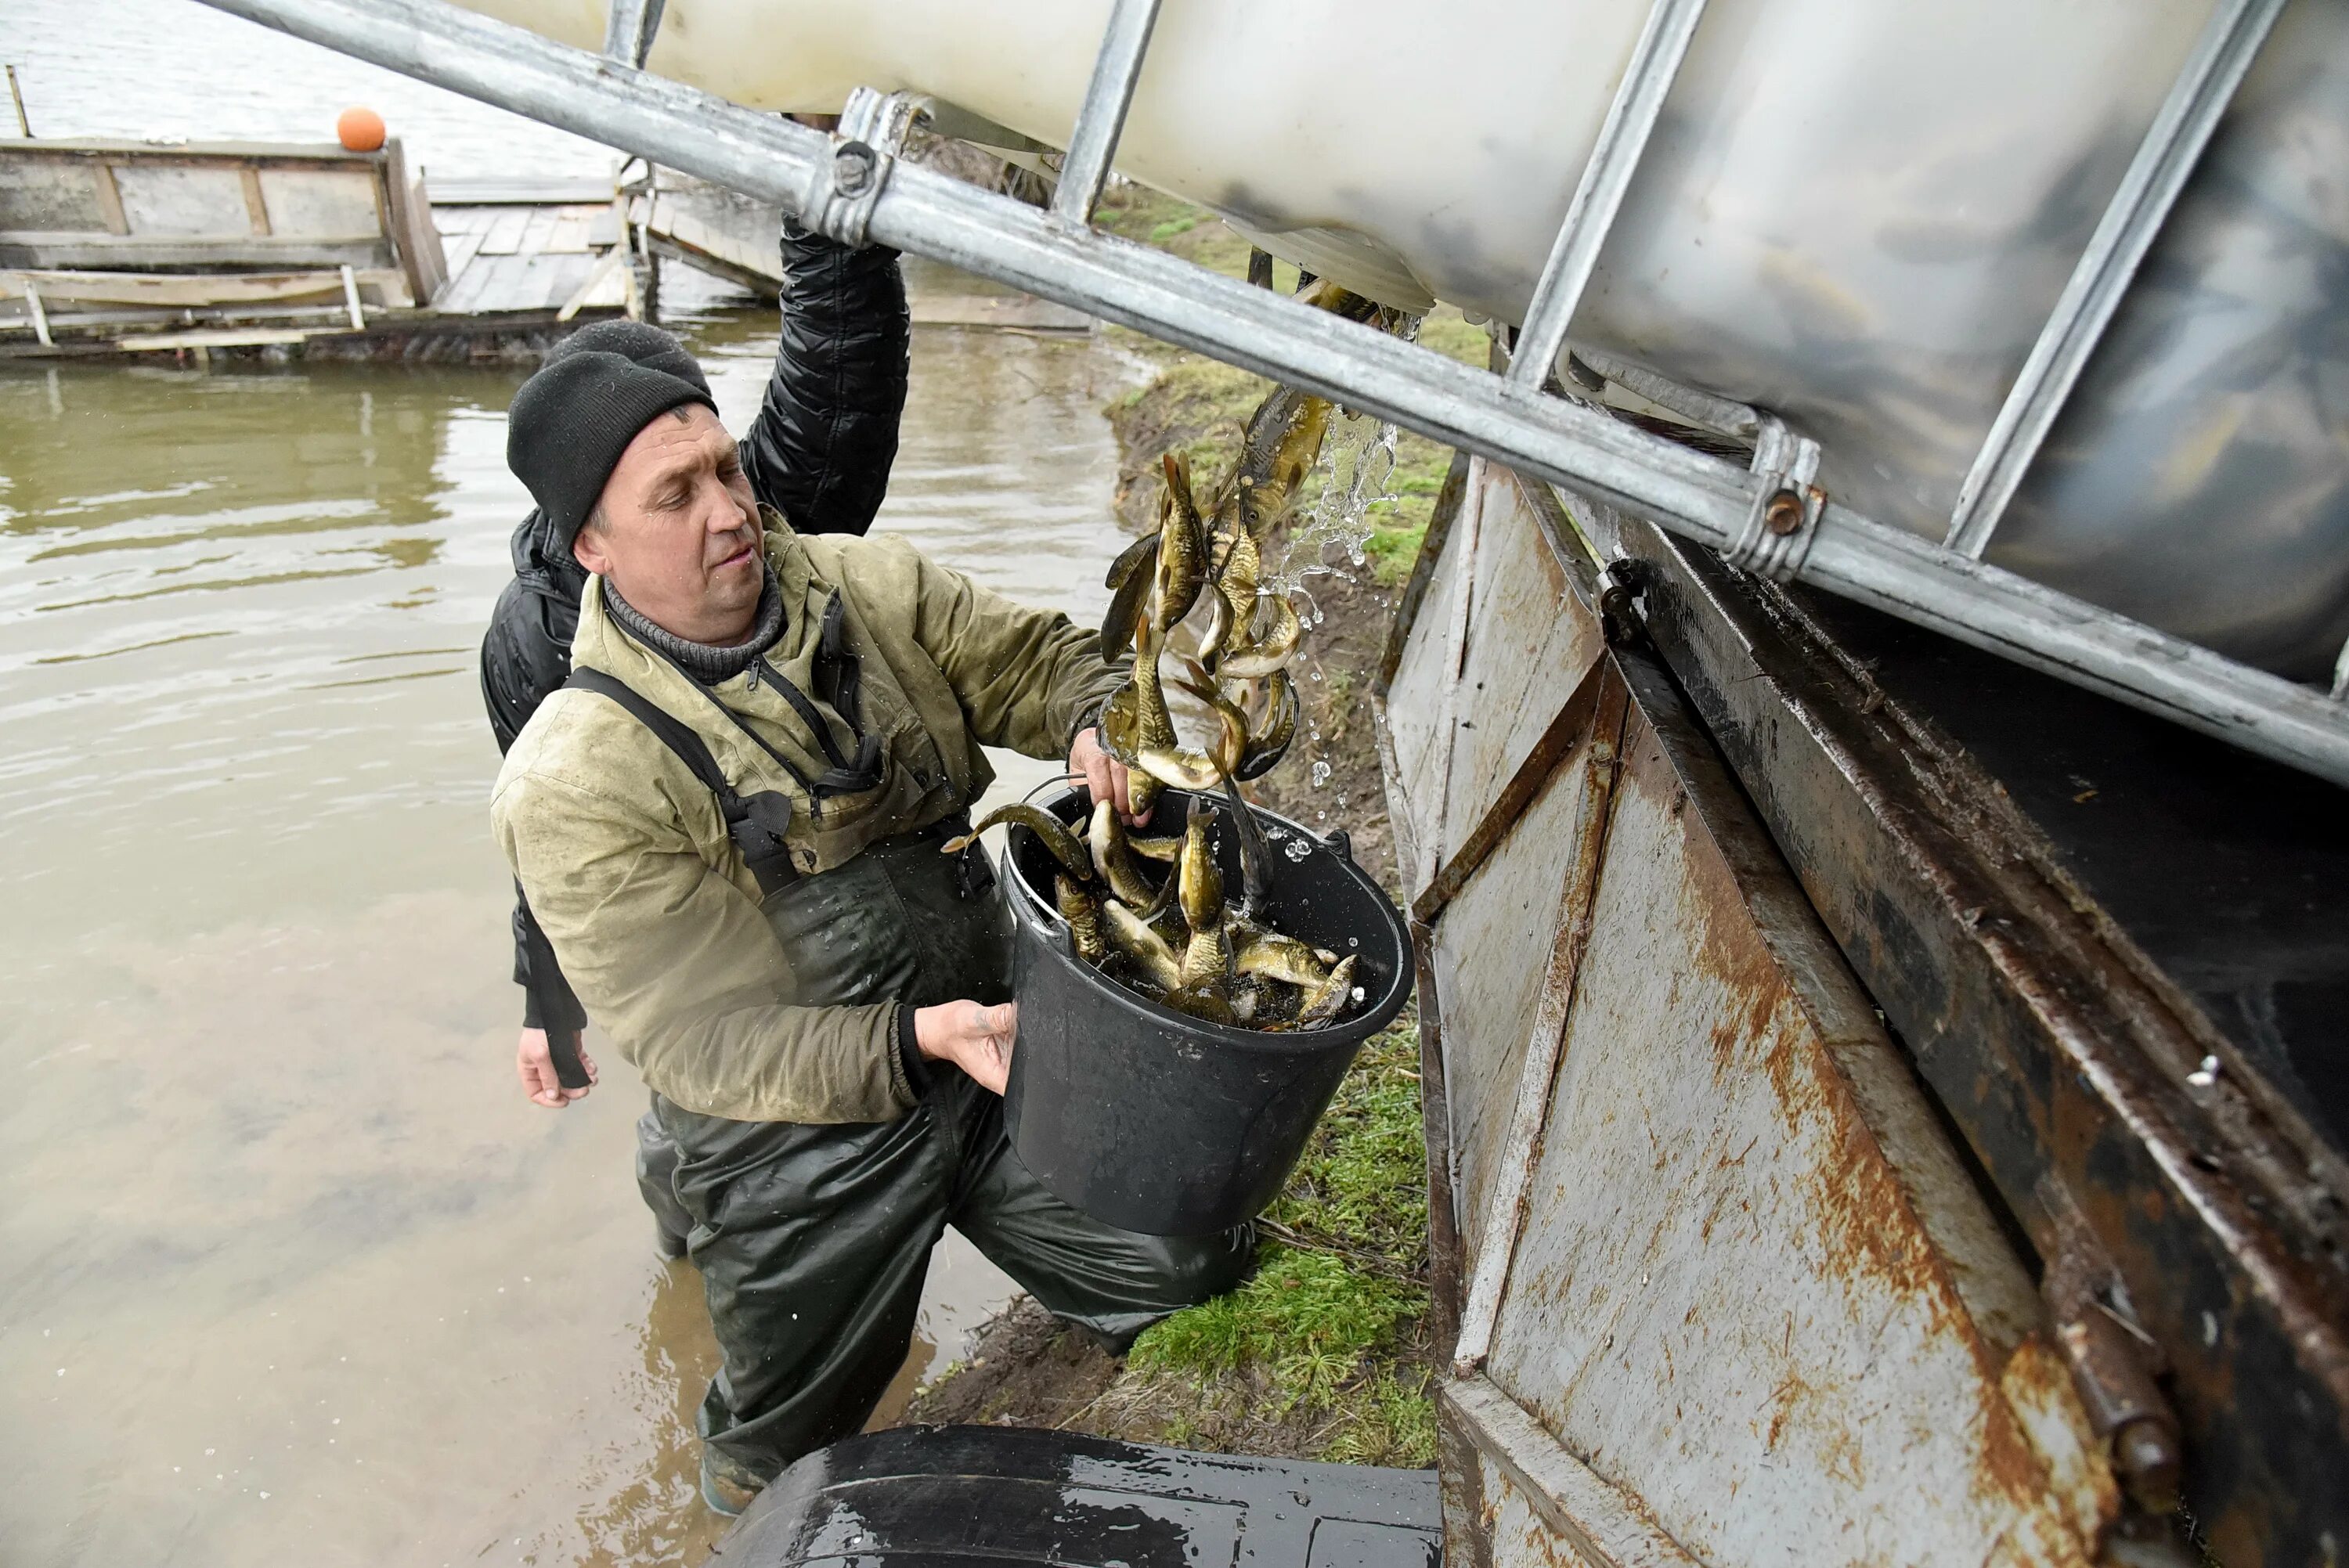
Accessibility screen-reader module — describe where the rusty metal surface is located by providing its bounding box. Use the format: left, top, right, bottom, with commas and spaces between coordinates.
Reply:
1445, 1375, 1698, 1568
1606, 508, 2349, 1563
1478, 649, 2116, 1566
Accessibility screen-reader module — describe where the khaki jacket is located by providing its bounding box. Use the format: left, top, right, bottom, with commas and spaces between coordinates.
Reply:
492, 514, 1122, 1123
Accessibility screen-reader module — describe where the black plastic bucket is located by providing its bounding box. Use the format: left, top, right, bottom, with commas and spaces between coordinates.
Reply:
999, 785, 1413, 1237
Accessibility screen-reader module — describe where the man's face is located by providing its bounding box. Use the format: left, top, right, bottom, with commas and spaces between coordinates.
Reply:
572, 403, 763, 644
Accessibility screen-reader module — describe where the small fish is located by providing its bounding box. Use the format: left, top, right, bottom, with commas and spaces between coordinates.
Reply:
1234, 668, 1297, 782
1126, 831, 1181, 863
1055, 874, 1107, 965
1164, 981, 1239, 1026
1154, 452, 1209, 630
1234, 925, 1335, 988
1088, 798, 1161, 908
1177, 802, 1225, 935
1099, 679, 1142, 764
1216, 594, 1301, 679
1103, 527, 1160, 591
1098, 500, 1164, 663
1178, 921, 1230, 991
1124, 619, 1180, 816
943, 803, 1089, 879
1102, 898, 1182, 992
1297, 953, 1360, 1029
1232, 387, 1333, 543
1137, 743, 1229, 792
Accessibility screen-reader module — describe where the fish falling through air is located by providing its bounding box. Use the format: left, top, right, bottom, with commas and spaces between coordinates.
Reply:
945, 283, 1391, 1030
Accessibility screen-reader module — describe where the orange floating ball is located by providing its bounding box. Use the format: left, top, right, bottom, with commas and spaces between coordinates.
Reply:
336, 106, 387, 153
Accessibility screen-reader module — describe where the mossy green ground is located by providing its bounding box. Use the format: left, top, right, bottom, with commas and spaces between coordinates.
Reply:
1119, 1018, 1437, 1465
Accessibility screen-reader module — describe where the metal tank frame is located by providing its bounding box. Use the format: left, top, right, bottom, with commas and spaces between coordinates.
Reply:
192, 0, 2349, 789
1373, 455, 2347, 1565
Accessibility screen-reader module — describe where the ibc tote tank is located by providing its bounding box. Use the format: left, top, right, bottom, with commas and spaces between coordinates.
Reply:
468, 0, 2349, 678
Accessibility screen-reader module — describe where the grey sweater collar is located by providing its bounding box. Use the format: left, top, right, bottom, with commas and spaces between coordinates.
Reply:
605, 564, 787, 683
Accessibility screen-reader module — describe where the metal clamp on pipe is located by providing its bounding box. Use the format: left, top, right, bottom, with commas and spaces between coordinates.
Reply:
1726, 420, 1823, 583
800, 88, 925, 249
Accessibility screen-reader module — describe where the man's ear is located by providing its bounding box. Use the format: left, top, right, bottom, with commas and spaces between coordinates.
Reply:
572, 520, 609, 575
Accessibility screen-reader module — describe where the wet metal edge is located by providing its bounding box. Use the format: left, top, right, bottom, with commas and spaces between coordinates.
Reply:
1604, 508, 2349, 1563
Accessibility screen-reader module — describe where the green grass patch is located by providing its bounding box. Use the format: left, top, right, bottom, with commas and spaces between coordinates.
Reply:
1121, 1022, 1435, 1460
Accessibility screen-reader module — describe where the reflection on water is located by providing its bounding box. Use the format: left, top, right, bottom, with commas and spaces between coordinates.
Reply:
0, 305, 1145, 1566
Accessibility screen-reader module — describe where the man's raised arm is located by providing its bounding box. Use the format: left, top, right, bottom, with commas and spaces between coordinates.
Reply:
738, 219, 911, 536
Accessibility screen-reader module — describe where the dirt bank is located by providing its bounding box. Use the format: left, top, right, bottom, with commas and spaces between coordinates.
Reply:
893, 189, 1489, 1466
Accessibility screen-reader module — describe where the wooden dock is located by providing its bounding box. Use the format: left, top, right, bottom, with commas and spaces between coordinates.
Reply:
633, 168, 1094, 333
0, 140, 636, 361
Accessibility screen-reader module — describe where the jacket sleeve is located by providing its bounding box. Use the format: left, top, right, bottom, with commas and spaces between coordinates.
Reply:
904, 545, 1131, 760
482, 564, 589, 1034
737, 219, 911, 537
493, 763, 915, 1123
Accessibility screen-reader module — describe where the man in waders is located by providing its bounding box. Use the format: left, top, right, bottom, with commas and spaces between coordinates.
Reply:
485, 227, 1253, 1516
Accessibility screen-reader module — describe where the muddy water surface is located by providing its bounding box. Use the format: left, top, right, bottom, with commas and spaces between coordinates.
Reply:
0, 299, 1142, 1564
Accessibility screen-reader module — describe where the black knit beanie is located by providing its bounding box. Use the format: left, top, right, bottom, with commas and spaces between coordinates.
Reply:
506, 321, 719, 548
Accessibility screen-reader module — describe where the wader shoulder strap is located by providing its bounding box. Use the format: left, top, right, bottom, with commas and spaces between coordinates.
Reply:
563, 668, 799, 897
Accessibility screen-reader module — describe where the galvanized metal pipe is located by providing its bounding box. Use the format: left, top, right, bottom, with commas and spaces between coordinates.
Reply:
1049, 0, 1163, 226
1506, 0, 1707, 391
189, 0, 2349, 787
1943, 0, 2288, 557
601, 0, 663, 68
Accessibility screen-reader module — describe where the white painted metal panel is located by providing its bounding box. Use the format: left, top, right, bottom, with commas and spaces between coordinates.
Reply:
1429, 750, 1593, 1275
1379, 457, 1483, 890
1442, 467, 1604, 847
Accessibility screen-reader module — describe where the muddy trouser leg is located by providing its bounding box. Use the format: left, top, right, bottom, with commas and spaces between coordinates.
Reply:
941, 1073, 1257, 1353
655, 1088, 953, 1491
633, 1100, 694, 1251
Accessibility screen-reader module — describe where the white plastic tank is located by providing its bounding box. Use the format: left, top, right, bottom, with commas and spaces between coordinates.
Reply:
469, 0, 2349, 678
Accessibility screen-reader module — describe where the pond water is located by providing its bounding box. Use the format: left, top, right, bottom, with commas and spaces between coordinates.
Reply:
1, 204, 1142, 1568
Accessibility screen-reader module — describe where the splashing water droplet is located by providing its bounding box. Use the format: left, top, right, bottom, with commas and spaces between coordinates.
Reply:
1348, 935, 1361, 948
1283, 837, 1312, 863
1310, 760, 1333, 788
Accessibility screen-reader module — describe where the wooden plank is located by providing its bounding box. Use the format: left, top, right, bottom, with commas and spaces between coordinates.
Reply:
425, 175, 615, 205
433, 229, 485, 303
536, 253, 589, 311
239, 167, 272, 235
474, 207, 530, 257
514, 206, 561, 258
543, 211, 593, 254
114, 326, 323, 350
90, 164, 129, 236
0, 232, 386, 270
0, 267, 363, 306
432, 249, 509, 314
